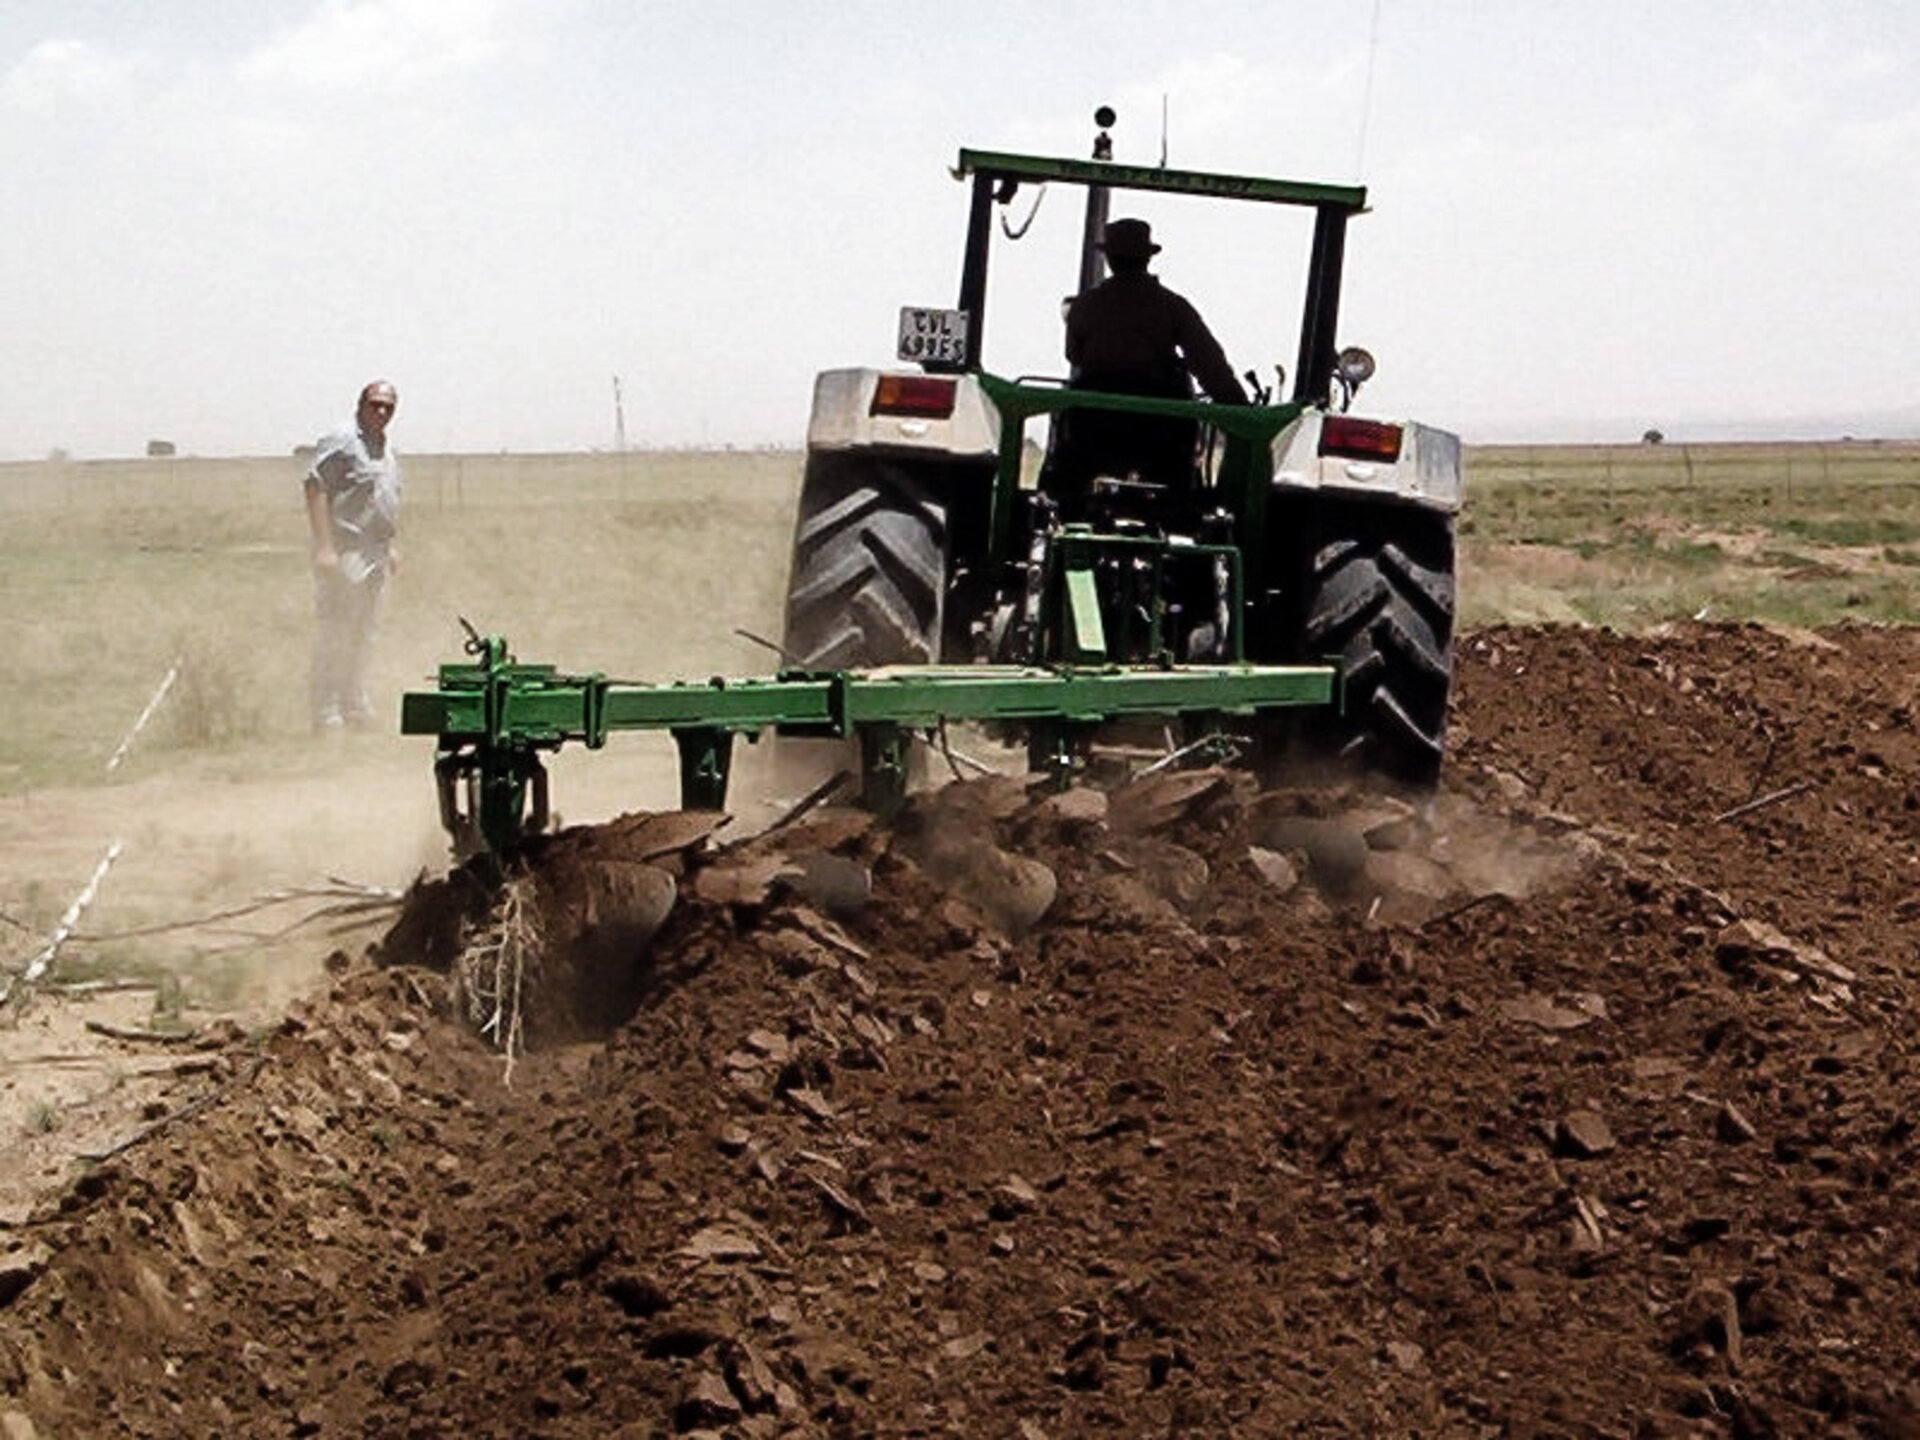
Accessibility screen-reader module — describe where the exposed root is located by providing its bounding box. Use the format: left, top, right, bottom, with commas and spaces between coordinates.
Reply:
75, 879, 402, 943
451, 875, 540, 1083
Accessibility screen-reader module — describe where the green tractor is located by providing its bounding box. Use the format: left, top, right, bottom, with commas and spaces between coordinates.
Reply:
400, 112, 1462, 861
782, 109, 1461, 783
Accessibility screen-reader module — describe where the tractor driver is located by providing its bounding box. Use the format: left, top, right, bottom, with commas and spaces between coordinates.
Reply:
1064, 218, 1249, 407
1053, 218, 1248, 505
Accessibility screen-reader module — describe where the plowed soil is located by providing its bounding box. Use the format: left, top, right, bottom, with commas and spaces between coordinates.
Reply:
4, 621, 1919, 1438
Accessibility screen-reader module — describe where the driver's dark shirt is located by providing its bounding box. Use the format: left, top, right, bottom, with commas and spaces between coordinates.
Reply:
1065, 272, 1249, 405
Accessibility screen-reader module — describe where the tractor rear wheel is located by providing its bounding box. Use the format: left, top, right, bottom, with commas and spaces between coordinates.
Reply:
782, 452, 949, 668
1299, 502, 1456, 784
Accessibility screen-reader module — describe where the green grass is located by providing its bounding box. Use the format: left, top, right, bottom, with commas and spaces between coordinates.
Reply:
1463, 439, 1920, 629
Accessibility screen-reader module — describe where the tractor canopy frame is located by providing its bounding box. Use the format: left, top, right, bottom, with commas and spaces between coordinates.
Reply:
945, 149, 1368, 410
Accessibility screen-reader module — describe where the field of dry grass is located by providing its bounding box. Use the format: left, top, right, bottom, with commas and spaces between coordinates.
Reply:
0, 449, 803, 795
5, 437, 1918, 796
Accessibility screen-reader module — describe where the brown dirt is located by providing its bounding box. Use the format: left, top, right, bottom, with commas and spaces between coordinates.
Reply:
4, 620, 1919, 1438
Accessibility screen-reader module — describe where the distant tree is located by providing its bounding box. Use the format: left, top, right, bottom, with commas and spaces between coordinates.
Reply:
1642, 428, 1664, 445
146, 439, 176, 457
46, 447, 69, 463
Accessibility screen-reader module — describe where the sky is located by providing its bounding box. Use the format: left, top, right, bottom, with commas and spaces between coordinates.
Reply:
3, 0, 1918, 460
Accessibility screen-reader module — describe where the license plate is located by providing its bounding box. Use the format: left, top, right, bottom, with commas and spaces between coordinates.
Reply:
897, 307, 969, 365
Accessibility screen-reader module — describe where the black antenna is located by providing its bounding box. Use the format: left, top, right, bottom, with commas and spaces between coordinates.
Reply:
1159, 93, 1168, 168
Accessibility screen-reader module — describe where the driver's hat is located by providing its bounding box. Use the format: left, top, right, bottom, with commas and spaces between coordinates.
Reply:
1097, 218, 1161, 260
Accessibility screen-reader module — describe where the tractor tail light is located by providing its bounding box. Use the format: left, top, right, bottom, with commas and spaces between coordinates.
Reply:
871, 375, 958, 419
1319, 416, 1403, 462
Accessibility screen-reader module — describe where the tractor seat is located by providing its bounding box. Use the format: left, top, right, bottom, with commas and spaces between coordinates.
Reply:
1043, 404, 1200, 522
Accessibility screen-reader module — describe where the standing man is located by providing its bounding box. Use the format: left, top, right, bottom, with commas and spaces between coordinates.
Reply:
304, 379, 401, 732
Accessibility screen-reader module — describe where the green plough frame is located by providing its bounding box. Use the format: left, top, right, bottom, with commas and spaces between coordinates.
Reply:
401, 634, 1338, 859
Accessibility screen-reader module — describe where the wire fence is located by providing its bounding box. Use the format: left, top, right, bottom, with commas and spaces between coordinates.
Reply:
1465, 440, 1920, 536
6, 441, 1919, 542
0, 448, 804, 517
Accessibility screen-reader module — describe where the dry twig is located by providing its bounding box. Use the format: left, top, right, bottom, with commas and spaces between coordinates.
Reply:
84, 1019, 201, 1046
928, 723, 994, 781
1418, 890, 1509, 932
763, 769, 852, 839
1140, 730, 1246, 777
43, 978, 161, 996
1712, 780, 1816, 825
78, 1057, 261, 1164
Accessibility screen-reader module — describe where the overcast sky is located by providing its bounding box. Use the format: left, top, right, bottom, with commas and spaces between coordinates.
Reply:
3, 0, 1917, 459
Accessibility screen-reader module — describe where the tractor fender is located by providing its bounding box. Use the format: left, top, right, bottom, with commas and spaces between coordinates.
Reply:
807, 368, 1002, 458
1269, 410, 1463, 515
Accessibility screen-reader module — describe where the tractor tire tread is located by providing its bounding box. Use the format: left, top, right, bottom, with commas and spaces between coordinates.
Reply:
783, 453, 950, 670
1298, 506, 1455, 784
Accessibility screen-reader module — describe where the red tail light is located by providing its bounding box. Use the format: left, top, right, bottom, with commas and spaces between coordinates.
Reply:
871, 375, 958, 418
1319, 416, 1403, 461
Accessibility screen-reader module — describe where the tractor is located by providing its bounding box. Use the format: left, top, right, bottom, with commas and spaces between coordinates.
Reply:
401, 111, 1460, 861
781, 107, 1461, 783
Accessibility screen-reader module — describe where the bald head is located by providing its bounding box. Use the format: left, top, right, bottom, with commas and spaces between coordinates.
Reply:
357, 380, 397, 438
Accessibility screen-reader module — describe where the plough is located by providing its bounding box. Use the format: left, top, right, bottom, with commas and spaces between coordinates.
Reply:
401, 628, 1338, 861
